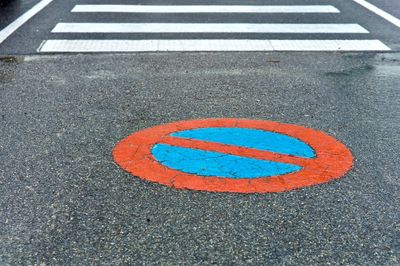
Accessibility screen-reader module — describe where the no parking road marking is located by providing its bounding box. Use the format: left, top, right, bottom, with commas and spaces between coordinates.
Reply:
113, 119, 353, 193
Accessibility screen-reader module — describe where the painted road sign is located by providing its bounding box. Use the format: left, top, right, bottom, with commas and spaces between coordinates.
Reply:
113, 119, 353, 193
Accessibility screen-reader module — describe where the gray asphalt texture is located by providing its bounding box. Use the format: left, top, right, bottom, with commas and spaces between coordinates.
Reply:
0, 52, 399, 264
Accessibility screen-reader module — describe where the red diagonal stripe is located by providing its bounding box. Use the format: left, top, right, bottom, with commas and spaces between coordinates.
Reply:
160, 136, 312, 167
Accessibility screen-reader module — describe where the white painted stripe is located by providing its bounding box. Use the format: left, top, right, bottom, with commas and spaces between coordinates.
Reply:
52, 23, 369, 34
39, 40, 390, 52
270, 39, 390, 51
71, 5, 340, 13
0, 0, 54, 44
352, 0, 400, 28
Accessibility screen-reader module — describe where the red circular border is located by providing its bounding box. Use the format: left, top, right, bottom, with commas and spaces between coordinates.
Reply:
113, 118, 353, 193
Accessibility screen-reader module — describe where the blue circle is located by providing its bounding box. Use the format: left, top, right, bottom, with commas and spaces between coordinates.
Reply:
151, 127, 315, 179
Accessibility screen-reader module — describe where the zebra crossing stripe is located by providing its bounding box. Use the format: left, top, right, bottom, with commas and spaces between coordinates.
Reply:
51, 23, 369, 34
38, 39, 390, 52
71, 5, 340, 14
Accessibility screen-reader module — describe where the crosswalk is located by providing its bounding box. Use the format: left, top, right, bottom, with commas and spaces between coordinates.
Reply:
71, 5, 342, 14
38, 3, 391, 53
51, 23, 369, 34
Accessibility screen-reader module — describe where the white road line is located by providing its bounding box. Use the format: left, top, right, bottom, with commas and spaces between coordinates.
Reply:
71, 5, 340, 13
38, 40, 390, 52
270, 39, 390, 51
52, 23, 369, 34
0, 0, 54, 44
352, 0, 400, 28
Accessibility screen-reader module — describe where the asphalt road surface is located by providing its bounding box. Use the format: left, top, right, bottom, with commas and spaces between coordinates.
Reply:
1, 0, 399, 265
